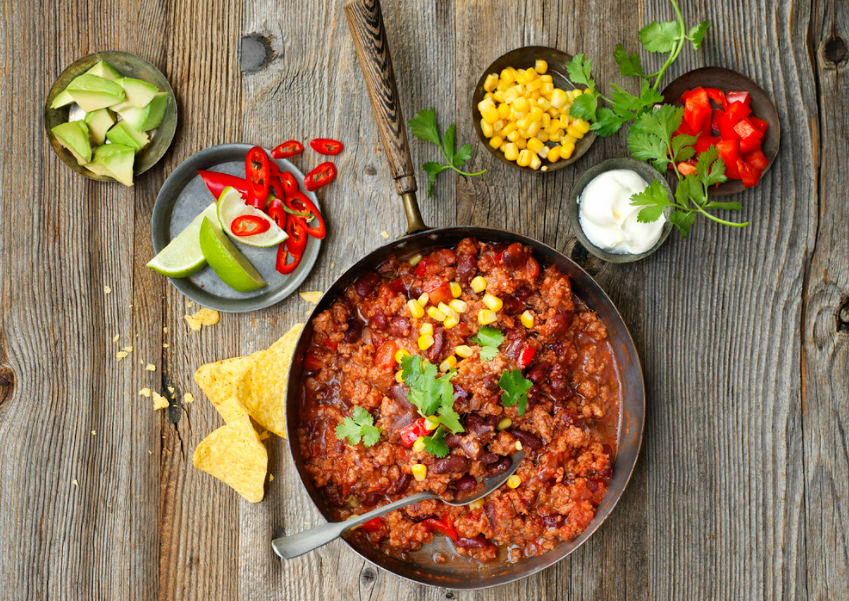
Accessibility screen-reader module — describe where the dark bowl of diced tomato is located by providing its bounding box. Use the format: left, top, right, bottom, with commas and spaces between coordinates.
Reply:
661, 67, 780, 196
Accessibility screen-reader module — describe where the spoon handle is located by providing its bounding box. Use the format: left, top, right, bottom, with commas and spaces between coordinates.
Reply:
272, 492, 435, 559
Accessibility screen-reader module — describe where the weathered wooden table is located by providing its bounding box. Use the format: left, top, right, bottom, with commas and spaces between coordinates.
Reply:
2, 0, 846, 599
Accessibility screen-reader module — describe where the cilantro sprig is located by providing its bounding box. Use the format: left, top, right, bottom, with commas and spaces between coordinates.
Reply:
470, 326, 505, 362
409, 108, 486, 197
498, 369, 534, 417
335, 407, 382, 447
627, 106, 748, 237
399, 354, 464, 438
421, 425, 450, 458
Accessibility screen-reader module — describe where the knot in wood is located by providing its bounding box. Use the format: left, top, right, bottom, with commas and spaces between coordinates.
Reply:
240, 34, 273, 73
0, 364, 15, 407
838, 297, 849, 333
360, 567, 376, 585
570, 242, 604, 277
824, 37, 847, 65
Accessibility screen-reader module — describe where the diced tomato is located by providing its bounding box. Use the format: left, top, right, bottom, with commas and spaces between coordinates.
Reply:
743, 149, 769, 171
678, 162, 697, 176
360, 517, 382, 533
325, 337, 338, 352
726, 91, 752, 106
389, 274, 414, 295
684, 96, 712, 135
375, 341, 397, 368
716, 139, 742, 180
704, 87, 727, 108
399, 417, 433, 447
725, 101, 752, 121
736, 159, 761, 188
710, 109, 726, 136
422, 280, 453, 305
717, 111, 740, 141
304, 353, 322, 372
414, 259, 430, 277
695, 135, 720, 154
423, 516, 458, 541
749, 116, 769, 134
518, 347, 536, 367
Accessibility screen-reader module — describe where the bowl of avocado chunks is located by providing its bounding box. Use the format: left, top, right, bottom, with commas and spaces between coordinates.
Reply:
44, 51, 178, 186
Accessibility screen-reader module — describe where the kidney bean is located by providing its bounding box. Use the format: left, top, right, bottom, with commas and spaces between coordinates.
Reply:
458, 436, 483, 459
453, 385, 469, 400
376, 256, 398, 276
431, 455, 470, 474
369, 310, 389, 331
344, 319, 363, 343
465, 414, 495, 437
389, 316, 410, 337
360, 491, 381, 506
455, 253, 477, 282
543, 515, 565, 529
526, 385, 540, 411
389, 384, 410, 405
586, 478, 599, 492
526, 363, 548, 384
322, 485, 347, 508
427, 327, 445, 362
549, 377, 569, 397
490, 243, 508, 257
453, 474, 477, 493
501, 243, 529, 269
603, 444, 613, 456
514, 286, 532, 300
456, 535, 489, 549
548, 310, 574, 336
354, 272, 380, 297
408, 284, 423, 298
445, 434, 463, 449
385, 473, 411, 495
486, 456, 512, 477
481, 375, 499, 392
406, 512, 438, 523
484, 414, 500, 426
509, 428, 543, 450
501, 295, 523, 315
601, 466, 613, 478
506, 326, 525, 340
479, 451, 499, 465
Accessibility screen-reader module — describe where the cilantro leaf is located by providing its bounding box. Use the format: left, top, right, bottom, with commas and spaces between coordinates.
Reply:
409, 108, 441, 145
637, 204, 667, 223
639, 79, 665, 108
471, 326, 505, 361
453, 144, 473, 167
569, 92, 598, 122
400, 354, 459, 420
423, 162, 450, 197
639, 20, 681, 53
629, 179, 671, 224
566, 54, 595, 91
689, 20, 710, 50
422, 426, 450, 458
410, 108, 485, 196
671, 134, 698, 162
669, 210, 697, 237
613, 44, 644, 77
696, 147, 727, 188
335, 406, 382, 447
498, 369, 533, 417
443, 123, 455, 157
674, 175, 693, 208
628, 131, 669, 172
437, 404, 464, 435
610, 83, 645, 113
591, 107, 630, 136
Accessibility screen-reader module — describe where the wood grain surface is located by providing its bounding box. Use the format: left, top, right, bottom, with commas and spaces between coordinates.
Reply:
0, 0, 846, 599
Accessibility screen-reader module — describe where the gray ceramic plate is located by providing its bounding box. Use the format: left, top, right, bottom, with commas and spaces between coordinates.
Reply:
44, 50, 178, 181
150, 144, 322, 312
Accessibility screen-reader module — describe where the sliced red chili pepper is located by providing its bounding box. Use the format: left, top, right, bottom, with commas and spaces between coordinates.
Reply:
275, 244, 302, 275
285, 217, 308, 255
725, 91, 752, 106
267, 198, 288, 230
304, 162, 337, 192
517, 346, 536, 367
360, 517, 382, 533
285, 192, 326, 239
230, 215, 271, 237
423, 517, 458, 541
304, 353, 322, 372
310, 138, 344, 156
245, 146, 270, 205
270, 140, 304, 159
399, 417, 433, 447
198, 170, 249, 199
280, 171, 299, 195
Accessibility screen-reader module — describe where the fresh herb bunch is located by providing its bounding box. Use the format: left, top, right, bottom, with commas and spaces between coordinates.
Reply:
499, 369, 534, 417
409, 108, 486, 197
335, 406, 382, 447
400, 354, 464, 434
628, 106, 748, 236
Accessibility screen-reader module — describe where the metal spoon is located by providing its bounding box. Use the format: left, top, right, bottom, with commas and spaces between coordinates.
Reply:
272, 449, 525, 559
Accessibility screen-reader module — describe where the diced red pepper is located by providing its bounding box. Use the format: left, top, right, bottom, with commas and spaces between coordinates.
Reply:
733, 118, 763, 155
422, 280, 453, 306
743, 149, 769, 171
674, 118, 698, 139
517, 346, 536, 367
726, 91, 752, 106
716, 139, 742, 180
230, 215, 271, 237
736, 159, 761, 188
684, 97, 712, 135
374, 341, 397, 369
423, 516, 458, 541
695, 135, 720, 155
749, 116, 769, 134
325, 337, 338, 352
711, 109, 726, 136
717, 111, 740, 142
310, 138, 344, 156
198, 170, 249, 200
399, 417, 433, 447
704, 87, 727, 109
359, 517, 382, 533
304, 353, 322, 372
304, 162, 337, 192
725, 101, 752, 121
677, 162, 697, 176
270, 141, 304, 159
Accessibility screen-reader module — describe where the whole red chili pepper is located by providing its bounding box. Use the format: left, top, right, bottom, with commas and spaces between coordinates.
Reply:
270, 140, 304, 159
310, 138, 344, 156
285, 192, 326, 239
198, 170, 249, 200
304, 162, 337, 192
245, 146, 271, 204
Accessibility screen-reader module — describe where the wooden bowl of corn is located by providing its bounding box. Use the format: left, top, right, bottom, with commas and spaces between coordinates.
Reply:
473, 46, 596, 173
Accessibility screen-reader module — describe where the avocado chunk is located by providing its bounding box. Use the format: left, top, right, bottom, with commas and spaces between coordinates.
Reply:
84, 161, 112, 178
84, 108, 115, 145
92, 144, 135, 186
140, 92, 168, 131
84, 60, 122, 81
50, 90, 75, 109
117, 106, 147, 131
66, 74, 125, 112
105, 121, 149, 153
116, 77, 160, 108
51, 121, 92, 163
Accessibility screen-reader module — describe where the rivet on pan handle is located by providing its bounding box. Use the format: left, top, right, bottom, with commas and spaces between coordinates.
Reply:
345, 0, 428, 234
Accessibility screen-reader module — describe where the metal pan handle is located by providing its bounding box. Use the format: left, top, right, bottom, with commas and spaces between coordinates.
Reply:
345, 0, 428, 234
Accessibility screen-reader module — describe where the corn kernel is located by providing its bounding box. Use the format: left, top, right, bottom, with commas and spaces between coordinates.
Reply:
537, 145, 549, 160
439, 356, 457, 372
527, 121, 542, 137
503, 122, 518, 136
534, 59, 548, 74
562, 134, 578, 146
478, 309, 497, 325
418, 334, 434, 350
489, 135, 503, 150
481, 119, 494, 138
455, 345, 473, 358
526, 78, 542, 92
482, 106, 499, 123
484, 92, 494, 101
520, 310, 535, 328
572, 118, 591, 134
483, 293, 503, 311
408, 254, 423, 266
550, 88, 568, 109
438, 302, 457, 319
549, 131, 562, 142
506, 130, 520, 143
548, 146, 561, 162
449, 282, 462, 298
499, 140, 508, 152
566, 125, 584, 140
408, 299, 424, 318
497, 417, 513, 431
424, 416, 441, 430
512, 96, 528, 112
541, 113, 551, 129
529, 152, 541, 170
443, 315, 459, 329
420, 322, 433, 335
502, 86, 519, 104
527, 137, 544, 153
483, 73, 499, 92
540, 82, 555, 95
536, 97, 552, 111
478, 97, 494, 112
497, 103, 511, 119
540, 74, 553, 83
413, 437, 426, 452
515, 441, 523, 450
427, 306, 446, 321
468, 499, 485, 510
504, 143, 519, 161
449, 299, 468, 313
395, 370, 405, 383
395, 348, 411, 363
561, 141, 576, 159
500, 68, 516, 84
471, 276, 487, 293
516, 149, 531, 167
514, 136, 527, 150
412, 464, 427, 481
417, 292, 429, 306
507, 475, 522, 489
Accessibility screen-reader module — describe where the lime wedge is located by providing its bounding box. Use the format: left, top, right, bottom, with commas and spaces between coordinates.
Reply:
217, 186, 287, 248
147, 203, 218, 277
199, 217, 267, 292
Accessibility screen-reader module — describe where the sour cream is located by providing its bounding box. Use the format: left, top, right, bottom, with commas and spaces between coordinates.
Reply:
578, 169, 666, 255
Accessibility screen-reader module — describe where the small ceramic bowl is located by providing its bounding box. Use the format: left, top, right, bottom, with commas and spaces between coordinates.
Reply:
568, 157, 674, 263
44, 51, 178, 182
661, 66, 780, 196
472, 46, 596, 173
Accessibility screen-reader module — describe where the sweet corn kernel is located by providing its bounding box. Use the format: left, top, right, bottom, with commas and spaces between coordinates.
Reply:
550, 88, 568, 109
408, 299, 424, 318
497, 103, 511, 119
420, 322, 433, 335
493, 91, 505, 103
526, 78, 542, 92
395, 348, 411, 363
540, 82, 555, 95
439, 356, 457, 372
491, 119, 505, 132
512, 96, 528, 111
541, 113, 551, 129
534, 59, 548, 74
514, 137, 527, 150
408, 254, 423, 266
481, 106, 499, 123
471, 276, 487, 293
500, 68, 516, 84
484, 92, 494, 101
506, 130, 520, 143
525, 121, 541, 138
499, 140, 508, 152
481, 119, 494, 138
426, 306, 446, 321
540, 74, 553, 83
507, 475, 522, 489
549, 131, 563, 142
561, 141, 576, 159
515, 441, 523, 450
478, 309, 497, 325
443, 315, 459, 329
516, 149, 531, 167
572, 118, 591, 134
418, 292, 430, 306
413, 437, 426, 452
483, 73, 499, 92
483, 293, 503, 311
449, 299, 468, 313
497, 417, 513, 431
537, 145, 550, 160
449, 282, 462, 298
502, 86, 519, 104
566, 125, 584, 140
438, 302, 457, 319
503, 122, 518, 136
536, 97, 552, 111
395, 370, 405, 383
537, 131, 550, 144
562, 134, 578, 146
520, 310, 535, 328
412, 464, 427, 481
489, 135, 504, 150
424, 416, 441, 430
478, 97, 494, 112
527, 137, 544, 153
504, 143, 519, 161
468, 499, 485, 510
548, 146, 561, 162
418, 334, 434, 350
529, 152, 541, 170
455, 345, 473, 358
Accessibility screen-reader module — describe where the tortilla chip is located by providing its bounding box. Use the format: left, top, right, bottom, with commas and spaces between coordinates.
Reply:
194, 356, 253, 406
299, 291, 323, 304
215, 396, 251, 424
185, 307, 220, 331
193, 416, 267, 503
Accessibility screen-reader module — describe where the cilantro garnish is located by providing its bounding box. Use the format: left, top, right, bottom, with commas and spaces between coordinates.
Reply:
335, 406, 382, 447
399, 354, 464, 438
498, 369, 534, 417
421, 425, 450, 458
470, 326, 505, 362
409, 108, 486, 197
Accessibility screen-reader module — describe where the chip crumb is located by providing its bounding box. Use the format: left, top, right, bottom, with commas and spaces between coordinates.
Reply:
299, 291, 323, 304
104, 285, 111, 294
113, 334, 120, 342
124, 346, 133, 353
163, 343, 169, 348
116, 351, 128, 361
163, 327, 168, 333
185, 307, 220, 332
168, 386, 175, 393
330, 262, 335, 268
184, 393, 195, 404
258, 430, 271, 441
187, 301, 194, 307
72, 479, 79, 486
146, 363, 156, 372
153, 391, 169, 410
91, 430, 96, 436
139, 388, 152, 397
148, 450, 152, 455
380, 230, 389, 239
269, 474, 274, 482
